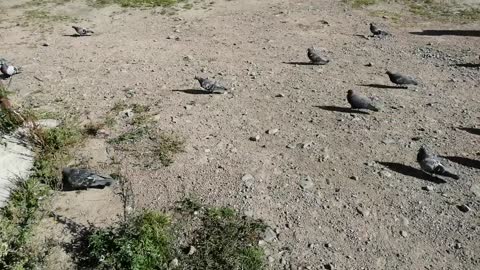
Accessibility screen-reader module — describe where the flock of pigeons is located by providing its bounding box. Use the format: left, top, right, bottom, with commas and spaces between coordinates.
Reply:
0, 22, 462, 189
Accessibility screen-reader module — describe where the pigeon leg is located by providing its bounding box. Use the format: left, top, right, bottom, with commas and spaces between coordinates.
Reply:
7, 76, 13, 89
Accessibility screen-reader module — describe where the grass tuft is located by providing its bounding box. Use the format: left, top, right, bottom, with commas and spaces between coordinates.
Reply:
0, 178, 51, 269
153, 133, 185, 167
88, 211, 172, 269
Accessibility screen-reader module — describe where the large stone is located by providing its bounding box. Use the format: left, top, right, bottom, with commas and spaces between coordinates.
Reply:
0, 132, 34, 207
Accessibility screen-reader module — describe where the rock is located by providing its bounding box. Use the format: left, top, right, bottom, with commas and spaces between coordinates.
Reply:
264, 227, 277, 242
167, 35, 174, 39
0, 132, 35, 207
356, 207, 370, 217
457, 204, 471, 213
249, 135, 260, 141
183, 55, 193, 61
36, 119, 61, 129
286, 143, 296, 149
471, 184, 480, 197
266, 128, 279, 135
120, 109, 134, 118
42, 43, 49, 47
365, 62, 373, 67
301, 141, 313, 149
454, 242, 462, 249
188, 246, 196, 255
184, 105, 193, 110
300, 176, 314, 190
276, 93, 285, 97
169, 258, 179, 267
350, 176, 359, 181
324, 263, 334, 270
422, 186, 434, 191
324, 243, 332, 248
379, 170, 392, 178
400, 230, 408, 238
268, 256, 275, 263
242, 174, 255, 188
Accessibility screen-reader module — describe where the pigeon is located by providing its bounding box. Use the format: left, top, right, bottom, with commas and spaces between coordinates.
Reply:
194, 76, 227, 94
347, 90, 379, 112
307, 47, 329, 65
417, 146, 459, 180
72, 26, 94, 36
369, 23, 390, 36
0, 63, 21, 77
386, 71, 418, 86
62, 168, 115, 190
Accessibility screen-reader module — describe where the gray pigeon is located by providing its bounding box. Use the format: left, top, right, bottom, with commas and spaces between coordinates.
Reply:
62, 168, 115, 190
417, 146, 459, 180
307, 47, 329, 65
72, 26, 94, 36
347, 90, 379, 112
0, 63, 21, 77
194, 76, 227, 94
369, 23, 390, 36
386, 71, 418, 86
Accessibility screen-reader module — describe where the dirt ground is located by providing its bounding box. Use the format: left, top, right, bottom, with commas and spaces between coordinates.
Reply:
1, 0, 479, 269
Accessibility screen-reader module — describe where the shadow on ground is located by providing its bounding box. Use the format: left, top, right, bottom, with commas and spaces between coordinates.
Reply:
359, 83, 407, 89
458, 127, 480, 136
282, 61, 328, 66
377, 162, 446, 184
440, 156, 480, 170
410, 30, 480, 37
172, 89, 210, 95
454, 63, 480, 68
315, 105, 369, 114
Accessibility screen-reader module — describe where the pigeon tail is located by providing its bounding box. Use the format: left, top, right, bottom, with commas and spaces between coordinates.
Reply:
442, 170, 460, 180
367, 104, 379, 112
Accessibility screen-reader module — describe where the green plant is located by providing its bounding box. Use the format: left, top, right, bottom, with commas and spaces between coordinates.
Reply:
179, 203, 267, 270
108, 128, 148, 145
153, 133, 185, 166
88, 211, 173, 269
0, 178, 51, 269
31, 123, 85, 188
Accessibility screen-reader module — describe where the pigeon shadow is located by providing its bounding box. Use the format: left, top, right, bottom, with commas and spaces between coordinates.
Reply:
377, 162, 446, 184
315, 105, 369, 115
172, 89, 211, 95
409, 30, 480, 37
440, 156, 480, 170
63, 34, 90, 37
0, 74, 10, 80
359, 83, 407, 89
454, 63, 480, 68
52, 213, 97, 267
282, 61, 326, 66
458, 127, 480, 136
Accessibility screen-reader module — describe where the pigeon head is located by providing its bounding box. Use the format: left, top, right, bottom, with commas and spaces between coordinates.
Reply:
417, 145, 428, 162
194, 76, 202, 81
385, 71, 392, 75
347, 89, 354, 96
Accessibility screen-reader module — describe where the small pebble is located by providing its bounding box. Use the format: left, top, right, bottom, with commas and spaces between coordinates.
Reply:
266, 128, 279, 135
422, 186, 434, 191
400, 230, 408, 238
249, 135, 261, 141
457, 204, 471, 213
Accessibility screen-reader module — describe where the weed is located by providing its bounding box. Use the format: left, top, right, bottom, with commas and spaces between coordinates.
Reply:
31, 122, 85, 188
178, 202, 267, 270
85, 199, 267, 270
24, 10, 72, 22
108, 128, 147, 145
152, 132, 185, 166
0, 178, 51, 269
111, 101, 128, 113
344, 0, 377, 8
88, 211, 173, 269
